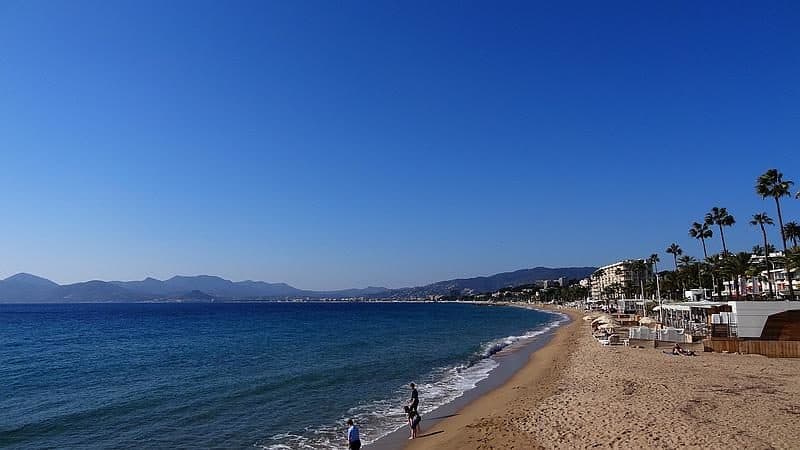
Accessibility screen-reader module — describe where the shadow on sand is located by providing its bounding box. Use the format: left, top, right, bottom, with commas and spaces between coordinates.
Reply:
425, 413, 458, 420
415, 430, 444, 439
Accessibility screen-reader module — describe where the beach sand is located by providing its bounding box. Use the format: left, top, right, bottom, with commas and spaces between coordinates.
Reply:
405, 307, 800, 449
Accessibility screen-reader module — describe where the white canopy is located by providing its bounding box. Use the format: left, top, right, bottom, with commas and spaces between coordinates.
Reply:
591, 316, 613, 325
654, 301, 724, 312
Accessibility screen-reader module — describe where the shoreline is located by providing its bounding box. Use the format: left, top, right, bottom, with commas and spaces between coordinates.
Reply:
397, 304, 582, 450
367, 303, 578, 450
392, 306, 800, 449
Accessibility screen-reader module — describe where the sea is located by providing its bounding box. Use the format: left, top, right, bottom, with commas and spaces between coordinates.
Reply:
0, 302, 564, 449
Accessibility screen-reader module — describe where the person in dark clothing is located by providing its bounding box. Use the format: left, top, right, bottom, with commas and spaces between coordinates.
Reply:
408, 383, 419, 412
346, 419, 361, 450
403, 405, 422, 439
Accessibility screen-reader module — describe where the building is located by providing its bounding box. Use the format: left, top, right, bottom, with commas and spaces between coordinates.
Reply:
720, 252, 800, 299
651, 300, 800, 340
539, 278, 568, 289
590, 259, 654, 300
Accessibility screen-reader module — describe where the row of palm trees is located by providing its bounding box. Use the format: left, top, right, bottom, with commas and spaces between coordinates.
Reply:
661, 169, 800, 301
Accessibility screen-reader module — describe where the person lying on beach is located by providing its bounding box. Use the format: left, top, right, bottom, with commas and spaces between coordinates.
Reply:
668, 344, 697, 356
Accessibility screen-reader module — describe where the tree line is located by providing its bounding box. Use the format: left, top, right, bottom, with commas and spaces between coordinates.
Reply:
660, 168, 800, 301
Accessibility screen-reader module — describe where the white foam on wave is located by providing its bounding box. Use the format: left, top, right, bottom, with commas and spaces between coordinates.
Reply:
259, 309, 567, 450
478, 310, 569, 359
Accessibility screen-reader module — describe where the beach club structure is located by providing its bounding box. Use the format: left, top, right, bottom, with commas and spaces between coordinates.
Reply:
585, 259, 800, 357
622, 301, 800, 357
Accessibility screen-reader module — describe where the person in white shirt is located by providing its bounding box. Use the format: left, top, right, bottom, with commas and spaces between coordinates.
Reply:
346, 419, 361, 450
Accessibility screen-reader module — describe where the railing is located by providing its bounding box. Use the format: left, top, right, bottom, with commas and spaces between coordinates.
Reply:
710, 323, 738, 338
628, 326, 692, 343
685, 322, 709, 336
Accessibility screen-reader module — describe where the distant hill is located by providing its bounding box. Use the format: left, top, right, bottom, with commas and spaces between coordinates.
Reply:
53, 281, 145, 302
0, 266, 595, 303
314, 286, 391, 298
158, 290, 217, 302
379, 267, 597, 299
112, 275, 305, 298
0, 273, 60, 301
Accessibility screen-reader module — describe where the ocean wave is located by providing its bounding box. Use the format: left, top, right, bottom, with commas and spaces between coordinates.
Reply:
259, 310, 567, 450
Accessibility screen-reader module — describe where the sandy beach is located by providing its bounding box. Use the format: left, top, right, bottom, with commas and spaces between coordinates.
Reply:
404, 306, 800, 449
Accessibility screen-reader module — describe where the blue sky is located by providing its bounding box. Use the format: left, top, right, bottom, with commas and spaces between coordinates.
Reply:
1, 1, 799, 289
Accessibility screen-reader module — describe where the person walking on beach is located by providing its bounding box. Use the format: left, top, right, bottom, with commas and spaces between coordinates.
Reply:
346, 419, 361, 450
408, 383, 419, 412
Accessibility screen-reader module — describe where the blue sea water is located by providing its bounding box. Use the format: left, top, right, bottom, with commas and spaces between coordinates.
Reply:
0, 302, 562, 449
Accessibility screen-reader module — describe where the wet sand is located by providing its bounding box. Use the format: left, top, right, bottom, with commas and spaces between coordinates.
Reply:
367, 305, 568, 449
402, 307, 800, 449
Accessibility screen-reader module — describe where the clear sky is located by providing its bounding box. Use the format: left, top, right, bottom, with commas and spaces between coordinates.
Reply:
1, 1, 799, 290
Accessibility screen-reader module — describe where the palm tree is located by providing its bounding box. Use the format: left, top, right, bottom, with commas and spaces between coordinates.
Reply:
750, 212, 775, 297
666, 243, 682, 271
678, 255, 702, 296
629, 259, 648, 299
720, 252, 753, 298
649, 253, 660, 271
784, 221, 800, 248
649, 253, 661, 300
787, 248, 800, 271
704, 254, 723, 297
753, 244, 776, 255
705, 207, 735, 254
689, 222, 713, 259
746, 259, 770, 298
677, 255, 697, 269
756, 169, 795, 299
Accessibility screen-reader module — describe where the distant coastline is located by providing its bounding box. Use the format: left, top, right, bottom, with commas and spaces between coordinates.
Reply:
0, 267, 595, 303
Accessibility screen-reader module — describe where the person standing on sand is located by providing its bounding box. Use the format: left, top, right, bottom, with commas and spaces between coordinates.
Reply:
346, 419, 361, 450
405, 406, 421, 439
408, 383, 419, 412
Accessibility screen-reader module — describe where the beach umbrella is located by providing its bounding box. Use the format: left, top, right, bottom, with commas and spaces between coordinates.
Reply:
591, 317, 611, 325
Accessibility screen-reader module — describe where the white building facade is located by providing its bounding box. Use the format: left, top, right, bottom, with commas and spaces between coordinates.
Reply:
590, 259, 654, 300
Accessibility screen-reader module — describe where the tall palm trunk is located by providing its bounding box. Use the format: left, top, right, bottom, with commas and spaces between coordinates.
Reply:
775, 199, 796, 299
699, 238, 713, 299
718, 224, 728, 254
761, 223, 775, 297
776, 198, 787, 249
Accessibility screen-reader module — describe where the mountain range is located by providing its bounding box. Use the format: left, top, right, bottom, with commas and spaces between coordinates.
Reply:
0, 267, 596, 303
